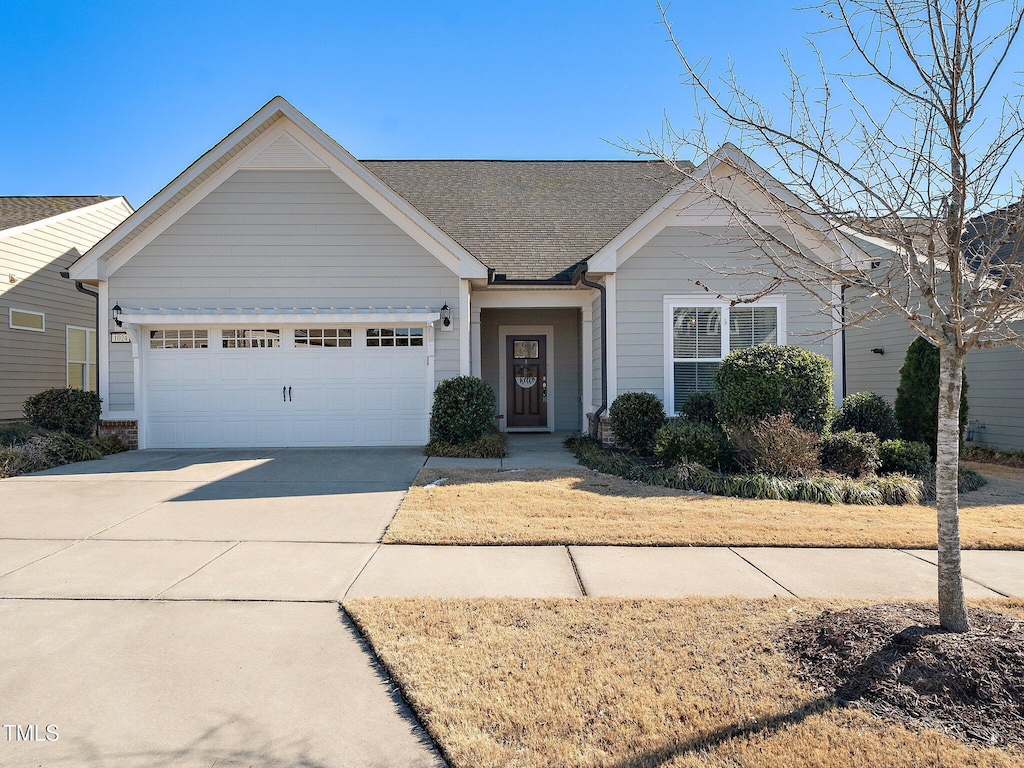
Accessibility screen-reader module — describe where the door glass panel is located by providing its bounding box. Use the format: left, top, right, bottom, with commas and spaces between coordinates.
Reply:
513, 340, 539, 359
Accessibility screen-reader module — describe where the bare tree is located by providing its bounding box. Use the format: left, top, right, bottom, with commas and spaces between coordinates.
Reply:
638, 0, 1024, 631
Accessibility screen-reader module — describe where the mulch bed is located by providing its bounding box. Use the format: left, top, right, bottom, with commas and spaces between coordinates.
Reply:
783, 603, 1024, 750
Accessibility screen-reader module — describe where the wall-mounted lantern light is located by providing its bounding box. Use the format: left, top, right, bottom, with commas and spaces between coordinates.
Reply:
112, 303, 123, 328
871, 347, 884, 355
440, 303, 451, 327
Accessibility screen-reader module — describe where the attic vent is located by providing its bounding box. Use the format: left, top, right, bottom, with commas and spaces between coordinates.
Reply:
242, 131, 328, 169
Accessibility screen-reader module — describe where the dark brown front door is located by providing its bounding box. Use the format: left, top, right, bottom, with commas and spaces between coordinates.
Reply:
506, 335, 547, 429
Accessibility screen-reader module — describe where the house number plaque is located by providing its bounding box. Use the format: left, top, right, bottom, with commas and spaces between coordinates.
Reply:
110, 331, 130, 343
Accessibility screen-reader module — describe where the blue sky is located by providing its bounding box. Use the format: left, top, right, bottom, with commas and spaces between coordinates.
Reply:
1, 1, 1019, 208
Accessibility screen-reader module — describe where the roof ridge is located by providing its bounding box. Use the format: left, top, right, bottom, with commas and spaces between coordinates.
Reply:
360, 158, 672, 164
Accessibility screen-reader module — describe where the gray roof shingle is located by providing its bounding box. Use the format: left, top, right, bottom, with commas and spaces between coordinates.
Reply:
0, 196, 114, 232
362, 160, 685, 281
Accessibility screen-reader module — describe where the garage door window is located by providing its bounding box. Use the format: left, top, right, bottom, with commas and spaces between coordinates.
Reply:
366, 327, 424, 348
222, 329, 281, 349
295, 328, 352, 348
150, 330, 209, 349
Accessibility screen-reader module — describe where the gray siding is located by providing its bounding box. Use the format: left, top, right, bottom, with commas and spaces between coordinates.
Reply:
106, 169, 461, 412
480, 307, 581, 431
616, 226, 834, 411
0, 200, 132, 420
847, 317, 1024, 451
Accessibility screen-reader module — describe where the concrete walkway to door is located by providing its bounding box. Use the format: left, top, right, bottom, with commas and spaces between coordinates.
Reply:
424, 430, 580, 469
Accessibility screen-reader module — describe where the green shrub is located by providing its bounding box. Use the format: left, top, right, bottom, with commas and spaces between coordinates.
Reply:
0, 431, 103, 479
894, 337, 968, 455
608, 392, 666, 455
715, 345, 833, 433
727, 413, 820, 477
93, 435, 130, 456
819, 430, 880, 478
23, 388, 101, 439
879, 439, 932, 476
832, 392, 900, 441
424, 431, 507, 459
921, 467, 987, 500
653, 421, 734, 471
678, 391, 719, 425
41, 432, 102, 464
564, 435, 922, 506
429, 376, 497, 445
0, 423, 43, 447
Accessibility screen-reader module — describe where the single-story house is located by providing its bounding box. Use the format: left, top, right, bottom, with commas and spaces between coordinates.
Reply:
1, 196, 133, 422
68, 96, 873, 449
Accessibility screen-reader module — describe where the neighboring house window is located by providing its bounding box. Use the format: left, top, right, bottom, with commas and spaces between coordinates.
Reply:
222, 329, 281, 349
66, 326, 97, 391
150, 330, 210, 349
366, 327, 424, 347
665, 297, 785, 414
9, 308, 45, 332
295, 328, 352, 348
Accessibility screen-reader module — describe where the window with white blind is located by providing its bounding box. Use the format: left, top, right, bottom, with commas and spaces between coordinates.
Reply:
67, 326, 97, 391
664, 297, 785, 414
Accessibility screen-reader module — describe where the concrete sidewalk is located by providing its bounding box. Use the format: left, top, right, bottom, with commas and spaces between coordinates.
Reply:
4, 541, 1022, 601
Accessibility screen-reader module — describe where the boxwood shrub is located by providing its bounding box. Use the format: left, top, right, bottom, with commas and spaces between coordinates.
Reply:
23, 388, 101, 439
715, 344, 833, 433
653, 421, 734, 471
429, 376, 497, 445
831, 392, 900, 441
678, 391, 719, 425
608, 392, 666, 455
819, 429, 881, 478
879, 439, 932, 476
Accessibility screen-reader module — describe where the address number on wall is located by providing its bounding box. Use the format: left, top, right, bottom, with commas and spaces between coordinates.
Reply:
110, 331, 130, 343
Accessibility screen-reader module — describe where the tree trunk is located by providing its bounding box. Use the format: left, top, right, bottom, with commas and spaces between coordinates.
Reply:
936, 344, 969, 632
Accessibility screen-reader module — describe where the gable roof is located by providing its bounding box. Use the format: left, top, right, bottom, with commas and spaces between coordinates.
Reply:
69, 97, 489, 281
0, 196, 115, 232
363, 160, 683, 281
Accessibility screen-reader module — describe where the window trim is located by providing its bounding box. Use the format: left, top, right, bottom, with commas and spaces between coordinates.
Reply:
294, 328, 353, 349
365, 326, 425, 349
66, 325, 97, 391
9, 307, 45, 332
663, 295, 787, 415
149, 328, 210, 350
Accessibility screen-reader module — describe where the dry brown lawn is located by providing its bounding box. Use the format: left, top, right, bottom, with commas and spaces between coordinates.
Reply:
346, 597, 1024, 768
384, 463, 1024, 548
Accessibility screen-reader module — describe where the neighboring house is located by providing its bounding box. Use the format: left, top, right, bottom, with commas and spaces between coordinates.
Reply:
1, 196, 134, 422
845, 211, 1024, 451
68, 96, 871, 449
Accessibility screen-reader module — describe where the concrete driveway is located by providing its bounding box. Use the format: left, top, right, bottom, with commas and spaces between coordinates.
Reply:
0, 447, 442, 768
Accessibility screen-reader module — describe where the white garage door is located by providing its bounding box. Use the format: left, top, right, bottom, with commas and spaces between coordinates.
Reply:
145, 327, 430, 448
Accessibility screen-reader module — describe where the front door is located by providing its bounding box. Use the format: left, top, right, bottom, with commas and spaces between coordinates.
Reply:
506, 335, 547, 429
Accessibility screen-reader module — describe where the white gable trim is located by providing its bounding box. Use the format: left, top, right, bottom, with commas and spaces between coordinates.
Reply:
69, 97, 488, 281
587, 144, 872, 273
0, 197, 132, 242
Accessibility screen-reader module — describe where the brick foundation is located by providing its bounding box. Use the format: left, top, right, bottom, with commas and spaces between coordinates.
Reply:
586, 413, 615, 446
98, 420, 138, 449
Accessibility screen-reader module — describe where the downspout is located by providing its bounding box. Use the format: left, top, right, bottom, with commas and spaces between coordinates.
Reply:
571, 264, 607, 438
840, 285, 848, 399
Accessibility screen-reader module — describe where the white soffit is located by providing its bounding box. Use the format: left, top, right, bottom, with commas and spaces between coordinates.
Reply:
241, 130, 328, 169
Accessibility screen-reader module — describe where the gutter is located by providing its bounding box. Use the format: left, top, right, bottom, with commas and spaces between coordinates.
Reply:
571, 264, 607, 437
